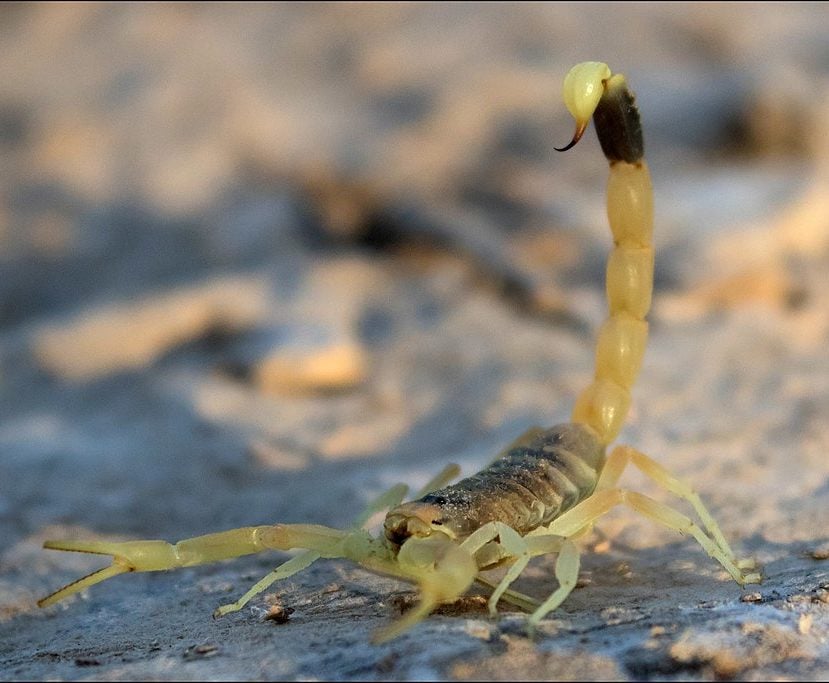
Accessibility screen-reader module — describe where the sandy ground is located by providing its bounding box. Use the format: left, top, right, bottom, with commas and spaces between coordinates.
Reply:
1, 3, 829, 680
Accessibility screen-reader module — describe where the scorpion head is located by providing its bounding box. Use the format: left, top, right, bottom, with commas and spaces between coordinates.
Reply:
383, 488, 477, 550
383, 501, 451, 549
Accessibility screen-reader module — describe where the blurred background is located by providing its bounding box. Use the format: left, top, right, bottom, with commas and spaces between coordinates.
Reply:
1, 3, 828, 679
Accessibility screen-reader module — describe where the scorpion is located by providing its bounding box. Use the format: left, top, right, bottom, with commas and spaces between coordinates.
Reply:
39, 62, 762, 642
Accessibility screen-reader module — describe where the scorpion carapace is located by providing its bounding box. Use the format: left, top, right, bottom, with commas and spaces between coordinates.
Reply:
39, 62, 761, 643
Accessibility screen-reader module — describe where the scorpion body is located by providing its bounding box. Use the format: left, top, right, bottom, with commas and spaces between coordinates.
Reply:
39, 62, 761, 642
385, 424, 603, 545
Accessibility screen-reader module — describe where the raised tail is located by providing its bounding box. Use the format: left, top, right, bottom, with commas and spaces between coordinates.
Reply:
557, 62, 654, 445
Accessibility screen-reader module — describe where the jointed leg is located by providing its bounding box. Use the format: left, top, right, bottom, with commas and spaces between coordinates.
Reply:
213, 550, 321, 617
458, 521, 530, 615
220, 478, 424, 616
475, 529, 580, 629
471, 527, 580, 631
483, 525, 531, 616
475, 576, 541, 612
495, 487, 757, 629
354, 483, 409, 528
527, 539, 580, 631
599, 446, 760, 580
461, 522, 566, 616
545, 488, 757, 586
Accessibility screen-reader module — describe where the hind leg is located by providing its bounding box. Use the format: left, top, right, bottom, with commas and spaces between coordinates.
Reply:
544, 488, 758, 585
599, 446, 760, 581
519, 484, 761, 629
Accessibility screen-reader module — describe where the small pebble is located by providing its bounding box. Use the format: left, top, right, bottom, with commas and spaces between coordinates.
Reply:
810, 545, 829, 560
264, 604, 295, 624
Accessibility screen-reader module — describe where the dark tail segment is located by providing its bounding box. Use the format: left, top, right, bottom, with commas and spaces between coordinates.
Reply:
565, 67, 655, 445
593, 77, 644, 164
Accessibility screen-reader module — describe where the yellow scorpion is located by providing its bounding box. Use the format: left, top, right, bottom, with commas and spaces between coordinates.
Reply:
39, 62, 762, 642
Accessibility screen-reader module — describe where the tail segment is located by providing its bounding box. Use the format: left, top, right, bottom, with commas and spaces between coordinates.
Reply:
557, 63, 654, 445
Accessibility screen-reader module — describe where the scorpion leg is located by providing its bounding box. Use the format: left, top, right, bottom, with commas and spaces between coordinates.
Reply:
462, 522, 566, 616
486, 532, 568, 616
544, 489, 759, 587
469, 523, 530, 616
353, 483, 409, 529
475, 576, 541, 611
526, 539, 580, 632
218, 479, 422, 617
213, 550, 321, 617
598, 446, 760, 580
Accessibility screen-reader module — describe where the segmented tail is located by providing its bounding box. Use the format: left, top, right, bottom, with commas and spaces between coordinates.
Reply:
557, 62, 654, 445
